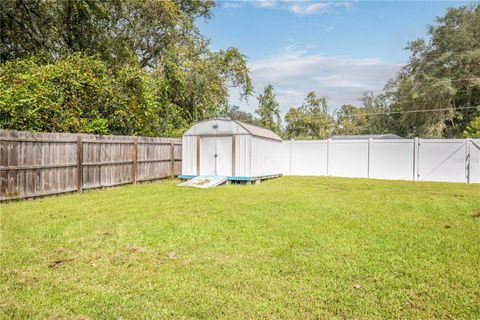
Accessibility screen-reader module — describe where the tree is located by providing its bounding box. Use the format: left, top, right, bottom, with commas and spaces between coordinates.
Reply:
155, 46, 252, 121
0, 0, 213, 68
464, 107, 480, 138
360, 92, 397, 134
0, 54, 180, 136
284, 91, 334, 140
0, 0, 253, 135
384, 4, 480, 138
220, 105, 260, 125
255, 84, 282, 134
0, 52, 247, 137
334, 104, 368, 135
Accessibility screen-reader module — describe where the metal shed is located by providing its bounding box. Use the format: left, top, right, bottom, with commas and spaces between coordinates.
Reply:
180, 119, 284, 182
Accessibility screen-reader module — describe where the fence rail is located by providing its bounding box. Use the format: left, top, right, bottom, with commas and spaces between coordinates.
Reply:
0, 130, 182, 201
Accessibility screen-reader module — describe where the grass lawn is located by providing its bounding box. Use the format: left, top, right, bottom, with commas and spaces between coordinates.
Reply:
1, 177, 480, 319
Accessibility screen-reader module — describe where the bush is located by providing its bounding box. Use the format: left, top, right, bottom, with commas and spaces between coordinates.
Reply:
464, 111, 480, 138
0, 54, 179, 136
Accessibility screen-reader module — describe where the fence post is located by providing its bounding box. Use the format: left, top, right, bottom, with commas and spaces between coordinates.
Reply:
412, 138, 417, 181
367, 138, 372, 178
289, 140, 292, 176
76, 136, 83, 192
466, 138, 471, 183
414, 138, 421, 181
232, 136, 236, 177
170, 142, 175, 178
326, 138, 331, 176
132, 137, 138, 184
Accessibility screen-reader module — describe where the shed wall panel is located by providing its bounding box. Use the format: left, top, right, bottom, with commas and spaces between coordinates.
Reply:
250, 137, 283, 177
235, 135, 251, 177
182, 136, 197, 175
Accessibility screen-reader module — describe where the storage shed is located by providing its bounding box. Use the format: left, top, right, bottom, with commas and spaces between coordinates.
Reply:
180, 119, 284, 181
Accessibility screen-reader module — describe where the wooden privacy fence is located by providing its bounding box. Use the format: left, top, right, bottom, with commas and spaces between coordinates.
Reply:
0, 130, 182, 201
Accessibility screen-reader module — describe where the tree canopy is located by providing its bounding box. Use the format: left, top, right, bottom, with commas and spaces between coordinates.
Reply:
220, 105, 260, 125
0, 0, 252, 136
304, 4, 480, 139
0, 0, 213, 67
284, 91, 333, 140
255, 84, 282, 135
384, 4, 480, 138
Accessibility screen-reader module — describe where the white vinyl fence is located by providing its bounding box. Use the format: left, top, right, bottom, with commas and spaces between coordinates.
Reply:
282, 138, 480, 183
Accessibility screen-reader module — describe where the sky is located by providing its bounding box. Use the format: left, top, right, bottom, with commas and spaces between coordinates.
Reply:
198, 0, 474, 116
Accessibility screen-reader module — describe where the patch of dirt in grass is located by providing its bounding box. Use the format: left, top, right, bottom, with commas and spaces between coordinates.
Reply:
48, 258, 75, 269
181, 258, 192, 266
408, 302, 427, 311
45, 248, 66, 258
110, 252, 128, 265
87, 254, 104, 267
127, 246, 146, 254
471, 212, 480, 219
444, 224, 451, 229
45, 248, 75, 268
167, 251, 178, 259
5, 269, 38, 287
6, 268, 22, 276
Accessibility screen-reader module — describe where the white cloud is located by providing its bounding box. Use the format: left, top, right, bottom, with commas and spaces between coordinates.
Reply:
229, 52, 401, 116
287, 1, 353, 15
218, 1, 353, 15
253, 0, 279, 8
324, 25, 334, 32
221, 1, 245, 9
334, 1, 353, 8
218, 0, 277, 9
289, 2, 331, 15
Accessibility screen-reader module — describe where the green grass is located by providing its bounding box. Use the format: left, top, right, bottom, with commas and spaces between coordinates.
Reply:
1, 177, 480, 319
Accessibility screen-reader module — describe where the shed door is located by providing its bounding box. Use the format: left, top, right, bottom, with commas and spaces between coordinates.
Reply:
199, 136, 232, 176
216, 136, 232, 176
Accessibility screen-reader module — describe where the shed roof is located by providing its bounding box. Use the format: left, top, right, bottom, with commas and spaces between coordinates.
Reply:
184, 119, 282, 141
330, 134, 403, 140
183, 119, 282, 141
236, 121, 282, 141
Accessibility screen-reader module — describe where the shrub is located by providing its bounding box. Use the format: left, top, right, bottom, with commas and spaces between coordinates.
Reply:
0, 54, 171, 136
